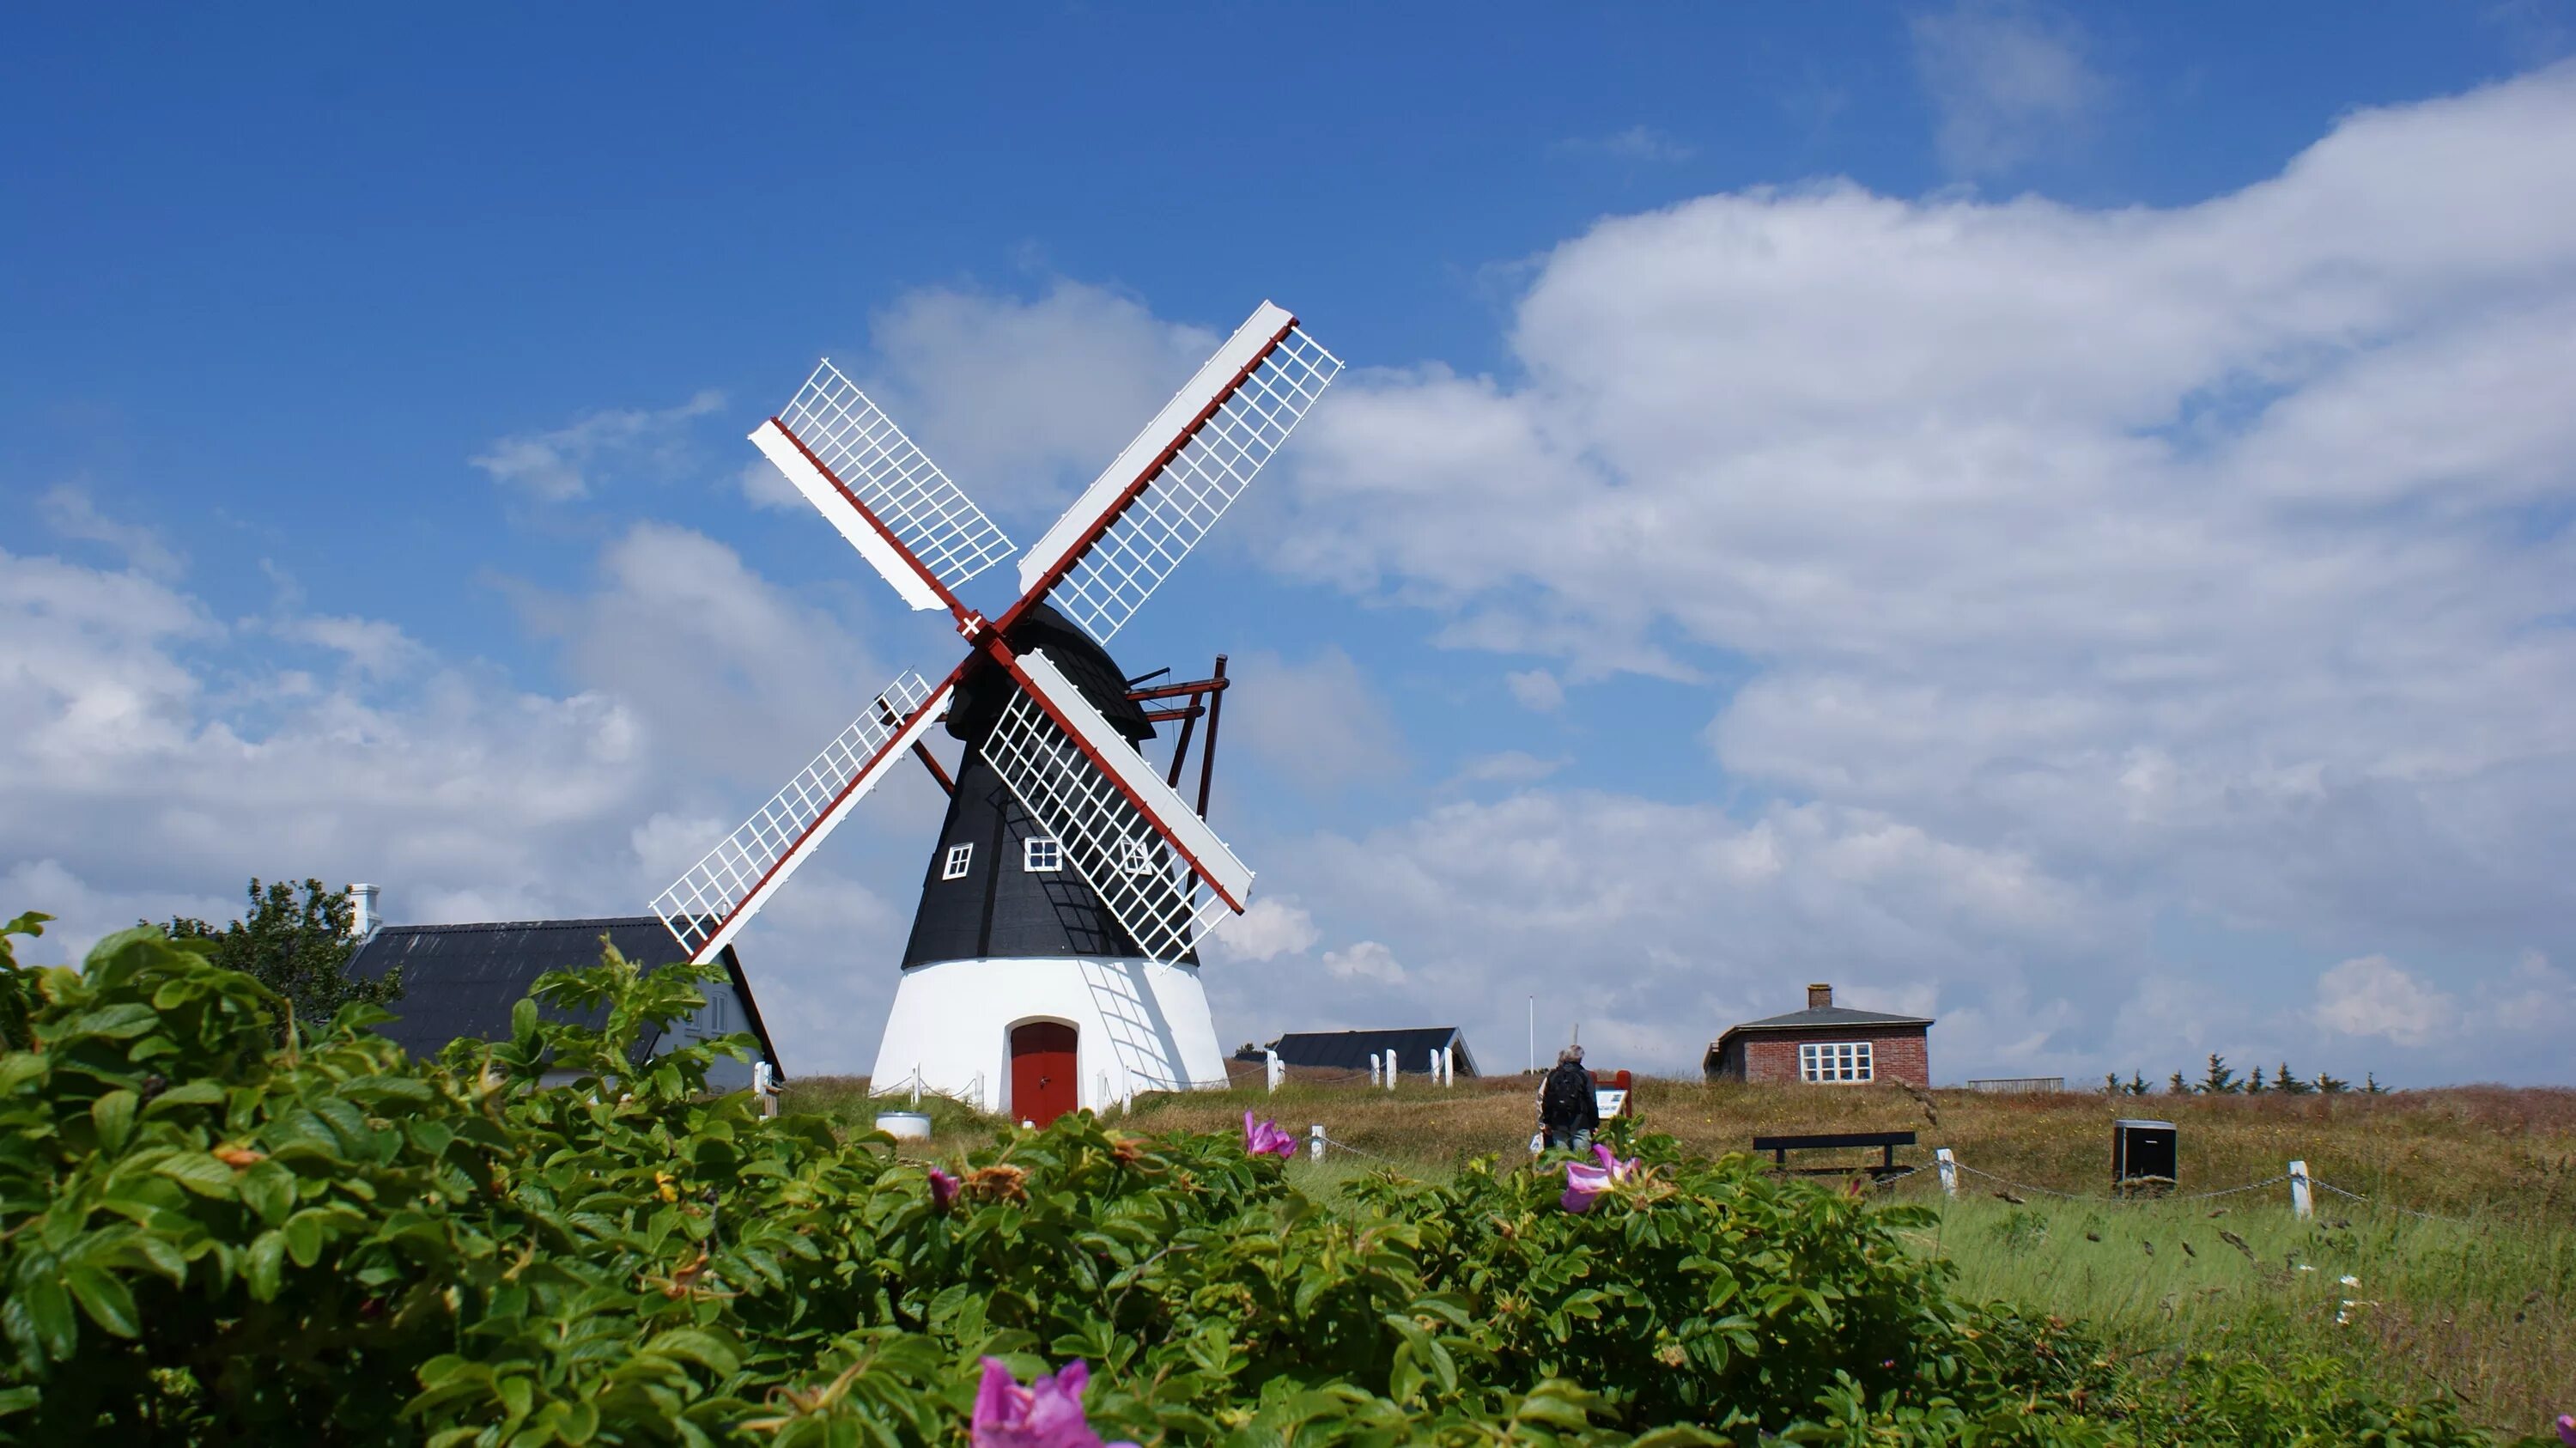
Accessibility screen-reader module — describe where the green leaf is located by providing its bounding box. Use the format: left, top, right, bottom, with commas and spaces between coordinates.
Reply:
63, 1267, 138, 1338
511, 998, 538, 1048
283, 1208, 325, 1268
0, 1385, 39, 1418
89, 1088, 137, 1153
246, 1230, 287, 1301
16, 1271, 75, 1361
240, 1160, 296, 1226
155, 1152, 239, 1199
141, 1080, 225, 1116
642, 1327, 740, 1377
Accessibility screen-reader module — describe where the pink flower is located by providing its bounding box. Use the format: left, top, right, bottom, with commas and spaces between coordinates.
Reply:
970, 1357, 1138, 1448
2555, 1413, 2574, 1447
1560, 1144, 1639, 1214
1242, 1110, 1297, 1159
928, 1165, 960, 1210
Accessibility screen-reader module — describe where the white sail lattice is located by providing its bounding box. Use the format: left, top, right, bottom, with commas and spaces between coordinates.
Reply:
980, 672, 1243, 962
777, 361, 1017, 594
652, 671, 942, 960
1023, 309, 1341, 643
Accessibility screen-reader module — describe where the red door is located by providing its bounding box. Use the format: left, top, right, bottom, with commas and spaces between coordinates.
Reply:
1009, 1021, 1078, 1126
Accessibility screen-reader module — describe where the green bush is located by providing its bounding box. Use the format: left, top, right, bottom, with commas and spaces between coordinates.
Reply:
0, 914, 2528, 1445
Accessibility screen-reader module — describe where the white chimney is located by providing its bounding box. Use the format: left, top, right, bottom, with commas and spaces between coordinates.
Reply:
349, 883, 380, 939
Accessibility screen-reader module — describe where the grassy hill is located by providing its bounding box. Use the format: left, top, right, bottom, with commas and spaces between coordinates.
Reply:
788, 1074, 2576, 1438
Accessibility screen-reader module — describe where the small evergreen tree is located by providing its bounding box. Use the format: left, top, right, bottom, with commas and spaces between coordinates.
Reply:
2196, 1053, 2239, 1094
2315, 1071, 2350, 1094
2168, 1071, 2190, 1094
2275, 1061, 2312, 1095
2246, 1066, 2267, 1094
2126, 1071, 2149, 1095
2363, 1071, 2388, 1094
161, 878, 400, 1042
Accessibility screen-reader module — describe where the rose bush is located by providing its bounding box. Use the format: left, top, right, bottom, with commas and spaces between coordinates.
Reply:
0, 914, 2524, 1445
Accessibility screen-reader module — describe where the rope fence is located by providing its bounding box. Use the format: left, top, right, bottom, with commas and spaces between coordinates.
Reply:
1288, 1123, 2482, 1226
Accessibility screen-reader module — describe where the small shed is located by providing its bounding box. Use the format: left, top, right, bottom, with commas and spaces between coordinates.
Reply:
1704, 983, 1931, 1088
347, 916, 781, 1092
1246, 1027, 1479, 1078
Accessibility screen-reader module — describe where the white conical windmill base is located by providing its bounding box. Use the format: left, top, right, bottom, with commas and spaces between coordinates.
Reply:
867, 956, 1230, 1120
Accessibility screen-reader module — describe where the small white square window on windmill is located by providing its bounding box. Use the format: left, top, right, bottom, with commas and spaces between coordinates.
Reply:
941, 843, 973, 880
1118, 837, 1154, 875
1024, 837, 1062, 873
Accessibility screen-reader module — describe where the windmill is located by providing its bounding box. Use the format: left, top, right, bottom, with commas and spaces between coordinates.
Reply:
651, 301, 1340, 1124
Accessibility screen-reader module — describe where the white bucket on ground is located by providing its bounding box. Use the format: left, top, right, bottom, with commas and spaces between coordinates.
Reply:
875, 1111, 933, 1141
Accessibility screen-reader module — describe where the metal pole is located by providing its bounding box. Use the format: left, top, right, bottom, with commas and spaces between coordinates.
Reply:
1195, 654, 1229, 818
1163, 700, 1198, 789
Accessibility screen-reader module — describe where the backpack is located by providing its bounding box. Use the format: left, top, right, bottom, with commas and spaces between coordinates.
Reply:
1540, 1062, 1594, 1125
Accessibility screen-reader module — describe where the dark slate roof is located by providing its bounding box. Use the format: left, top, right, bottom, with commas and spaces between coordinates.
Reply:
1251, 1028, 1479, 1077
346, 916, 783, 1076
1727, 1005, 1935, 1033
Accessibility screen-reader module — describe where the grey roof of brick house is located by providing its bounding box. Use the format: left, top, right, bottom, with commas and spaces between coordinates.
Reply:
1244, 1027, 1479, 1077
346, 916, 782, 1076
1724, 1005, 1935, 1033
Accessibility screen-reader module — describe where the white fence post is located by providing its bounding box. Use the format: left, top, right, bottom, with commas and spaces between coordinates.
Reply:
2288, 1159, 2312, 1219
1936, 1147, 1957, 1198
1265, 1049, 1283, 1093
1442, 1045, 1455, 1085
1309, 1123, 1325, 1164
1367, 1052, 1380, 1087
1386, 1057, 1397, 1093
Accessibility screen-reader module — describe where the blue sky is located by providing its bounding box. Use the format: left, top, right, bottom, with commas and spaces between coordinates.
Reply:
7, 3, 2574, 1086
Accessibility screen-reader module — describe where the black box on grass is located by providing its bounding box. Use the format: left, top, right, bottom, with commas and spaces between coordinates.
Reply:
2112, 1118, 2177, 1186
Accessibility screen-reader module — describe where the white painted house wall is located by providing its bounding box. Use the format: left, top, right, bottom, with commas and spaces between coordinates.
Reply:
870, 956, 1228, 1116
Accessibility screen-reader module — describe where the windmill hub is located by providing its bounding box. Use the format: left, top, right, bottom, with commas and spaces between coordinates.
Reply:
648, 301, 1342, 1126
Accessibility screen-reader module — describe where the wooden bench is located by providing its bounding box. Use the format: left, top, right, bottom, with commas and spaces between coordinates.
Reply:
1751, 1130, 1917, 1178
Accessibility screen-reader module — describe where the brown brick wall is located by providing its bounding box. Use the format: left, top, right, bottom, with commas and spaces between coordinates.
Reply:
1734, 1025, 1930, 1088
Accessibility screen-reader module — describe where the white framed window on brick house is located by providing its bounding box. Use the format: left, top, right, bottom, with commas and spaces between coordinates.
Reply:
1024, 837, 1062, 873
1800, 1041, 1873, 1083
941, 843, 974, 880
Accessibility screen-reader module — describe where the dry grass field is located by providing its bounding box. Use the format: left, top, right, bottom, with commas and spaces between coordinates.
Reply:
784, 1074, 2576, 1435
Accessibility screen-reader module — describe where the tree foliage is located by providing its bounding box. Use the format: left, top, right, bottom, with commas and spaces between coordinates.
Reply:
0, 921, 2514, 1445
160, 879, 399, 1043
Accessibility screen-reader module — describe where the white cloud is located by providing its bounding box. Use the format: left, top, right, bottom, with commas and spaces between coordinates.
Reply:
1551, 125, 1695, 164
1322, 939, 1406, 983
1504, 668, 1564, 712
1454, 751, 1564, 787
2313, 955, 2458, 1048
471, 391, 723, 502
850, 281, 1220, 521
1208, 896, 1320, 962
1271, 62, 2576, 988
1910, 0, 2105, 175
38, 484, 185, 581
0, 525, 942, 1076
1222, 647, 1406, 794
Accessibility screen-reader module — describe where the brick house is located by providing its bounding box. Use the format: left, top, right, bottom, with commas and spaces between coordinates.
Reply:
1703, 983, 1932, 1088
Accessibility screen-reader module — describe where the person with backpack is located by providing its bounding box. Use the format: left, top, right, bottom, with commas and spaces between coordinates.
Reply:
1536, 1044, 1599, 1152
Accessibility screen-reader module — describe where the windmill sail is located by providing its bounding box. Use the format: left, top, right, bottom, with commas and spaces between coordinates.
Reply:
1013, 302, 1341, 643
756, 360, 1016, 613
980, 648, 1250, 961
653, 671, 950, 962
